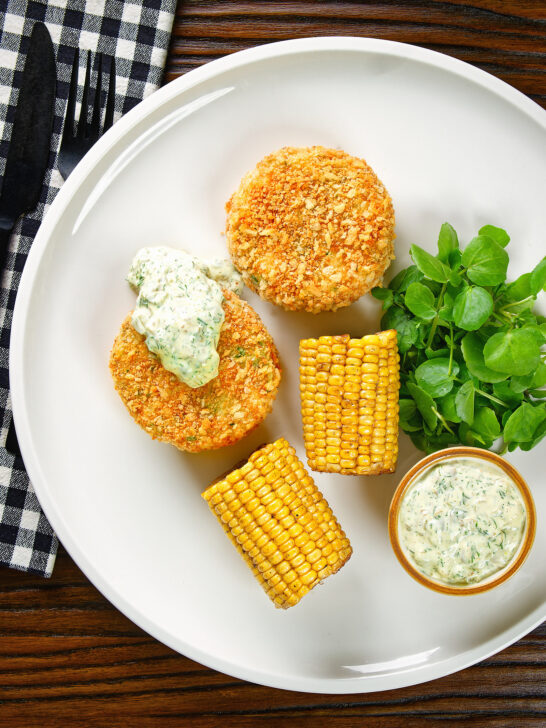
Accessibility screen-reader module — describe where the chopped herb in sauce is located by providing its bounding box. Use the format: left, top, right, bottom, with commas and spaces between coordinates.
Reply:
128, 247, 243, 388
398, 458, 526, 585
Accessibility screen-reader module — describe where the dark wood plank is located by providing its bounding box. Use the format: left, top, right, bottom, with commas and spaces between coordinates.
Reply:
0, 546, 544, 726
165, 1, 546, 107
1, 2, 544, 725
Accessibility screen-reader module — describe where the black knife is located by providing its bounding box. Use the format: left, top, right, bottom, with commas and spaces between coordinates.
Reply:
0, 22, 56, 456
0, 22, 56, 269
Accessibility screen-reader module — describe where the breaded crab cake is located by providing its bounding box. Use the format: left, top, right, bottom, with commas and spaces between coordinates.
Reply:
109, 289, 281, 452
225, 146, 395, 313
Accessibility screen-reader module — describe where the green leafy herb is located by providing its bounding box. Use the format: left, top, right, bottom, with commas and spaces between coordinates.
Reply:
410, 244, 450, 283
505, 273, 532, 302
452, 286, 493, 331
455, 380, 475, 425
492, 381, 523, 407
406, 382, 437, 430
478, 224, 510, 247
371, 287, 394, 310
461, 235, 509, 286
530, 362, 546, 388
374, 223, 545, 454
404, 282, 436, 321
473, 407, 501, 441
503, 403, 546, 443
439, 392, 461, 423
461, 332, 508, 383
510, 372, 534, 394
437, 222, 459, 262
415, 358, 459, 398
483, 329, 540, 375
381, 306, 418, 353
398, 399, 422, 431
530, 257, 546, 295
388, 265, 423, 292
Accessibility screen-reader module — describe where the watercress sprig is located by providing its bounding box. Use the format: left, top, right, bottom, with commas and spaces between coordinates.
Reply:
372, 223, 546, 454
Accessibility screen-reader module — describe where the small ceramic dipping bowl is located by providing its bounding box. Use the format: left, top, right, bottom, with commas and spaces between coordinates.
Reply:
388, 447, 536, 595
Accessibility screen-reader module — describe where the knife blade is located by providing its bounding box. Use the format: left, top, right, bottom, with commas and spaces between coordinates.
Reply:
0, 21, 56, 270
1, 22, 56, 457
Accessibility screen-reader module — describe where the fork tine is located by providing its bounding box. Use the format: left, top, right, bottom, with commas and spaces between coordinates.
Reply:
64, 48, 79, 138
59, 49, 116, 180
77, 50, 92, 139
89, 53, 103, 138
103, 55, 116, 132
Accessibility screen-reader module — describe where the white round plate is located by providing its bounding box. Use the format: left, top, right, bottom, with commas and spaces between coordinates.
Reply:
11, 37, 546, 693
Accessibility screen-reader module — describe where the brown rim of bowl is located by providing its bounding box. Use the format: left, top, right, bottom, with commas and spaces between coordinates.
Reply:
388, 447, 536, 596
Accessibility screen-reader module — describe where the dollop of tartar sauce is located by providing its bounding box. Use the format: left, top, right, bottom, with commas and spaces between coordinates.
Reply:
398, 458, 526, 585
127, 246, 243, 388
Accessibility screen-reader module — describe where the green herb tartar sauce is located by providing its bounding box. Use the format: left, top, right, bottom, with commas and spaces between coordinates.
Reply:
398, 458, 526, 585
127, 246, 243, 388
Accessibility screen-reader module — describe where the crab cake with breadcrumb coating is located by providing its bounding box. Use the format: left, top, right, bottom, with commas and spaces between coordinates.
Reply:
109, 289, 281, 452
226, 146, 395, 313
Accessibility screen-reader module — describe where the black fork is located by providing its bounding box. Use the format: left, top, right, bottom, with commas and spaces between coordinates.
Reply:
6, 49, 116, 457
58, 48, 116, 180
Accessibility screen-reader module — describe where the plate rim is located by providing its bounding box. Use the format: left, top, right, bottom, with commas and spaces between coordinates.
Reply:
10, 36, 546, 694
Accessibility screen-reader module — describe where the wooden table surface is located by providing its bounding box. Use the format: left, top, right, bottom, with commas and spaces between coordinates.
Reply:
2, 2, 545, 726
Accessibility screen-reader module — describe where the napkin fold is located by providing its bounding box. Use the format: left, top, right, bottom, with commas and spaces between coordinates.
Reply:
0, 0, 177, 576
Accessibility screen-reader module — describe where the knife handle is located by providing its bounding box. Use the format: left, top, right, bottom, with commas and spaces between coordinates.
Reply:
0, 221, 21, 457
6, 419, 21, 457
0, 222, 14, 274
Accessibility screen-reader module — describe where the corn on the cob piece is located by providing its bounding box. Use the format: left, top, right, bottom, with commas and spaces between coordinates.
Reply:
202, 438, 352, 609
300, 329, 400, 476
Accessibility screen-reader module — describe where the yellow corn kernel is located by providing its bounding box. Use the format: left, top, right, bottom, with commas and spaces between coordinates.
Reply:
202, 438, 352, 609
299, 330, 400, 475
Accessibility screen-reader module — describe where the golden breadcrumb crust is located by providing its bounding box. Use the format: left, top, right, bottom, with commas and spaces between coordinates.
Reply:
109, 289, 281, 452
226, 146, 396, 313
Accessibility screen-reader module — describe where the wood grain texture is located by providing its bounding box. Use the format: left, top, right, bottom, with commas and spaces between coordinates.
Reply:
1, 2, 545, 725
165, 0, 546, 107
0, 547, 544, 727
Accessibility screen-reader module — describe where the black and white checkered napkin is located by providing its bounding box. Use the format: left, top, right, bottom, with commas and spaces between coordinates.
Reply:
0, 0, 177, 576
